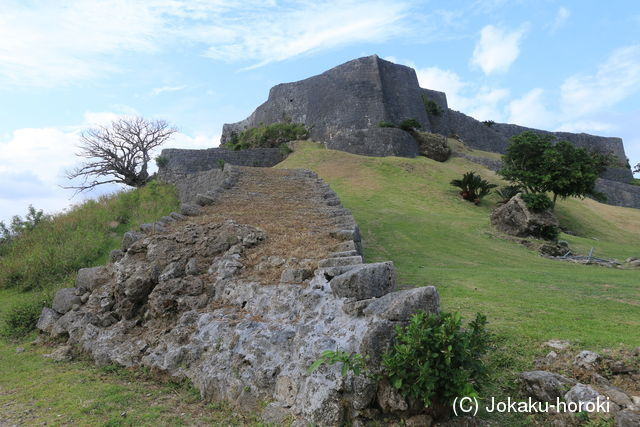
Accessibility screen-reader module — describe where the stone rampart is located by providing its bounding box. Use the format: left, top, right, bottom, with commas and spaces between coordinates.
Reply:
158, 147, 284, 176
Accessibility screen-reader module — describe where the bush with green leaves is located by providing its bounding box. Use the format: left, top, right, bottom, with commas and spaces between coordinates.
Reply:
482, 120, 495, 127
398, 118, 422, 132
383, 311, 490, 410
521, 193, 553, 212
495, 185, 521, 205
450, 172, 497, 204
1, 294, 51, 339
423, 95, 443, 116
224, 122, 309, 151
155, 155, 169, 168
378, 121, 396, 128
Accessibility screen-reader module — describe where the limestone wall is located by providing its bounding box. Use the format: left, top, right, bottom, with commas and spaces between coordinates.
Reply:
158, 147, 285, 176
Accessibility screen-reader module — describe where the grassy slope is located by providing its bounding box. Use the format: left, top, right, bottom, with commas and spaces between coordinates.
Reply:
280, 142, 640, 348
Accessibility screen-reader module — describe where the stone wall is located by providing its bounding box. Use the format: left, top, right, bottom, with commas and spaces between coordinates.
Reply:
158, 147, 285, 177
221, 55, 425, 157
595, 179, 640, 208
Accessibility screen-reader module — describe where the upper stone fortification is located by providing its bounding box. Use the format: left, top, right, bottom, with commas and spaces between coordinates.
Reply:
221, 55, 639, 207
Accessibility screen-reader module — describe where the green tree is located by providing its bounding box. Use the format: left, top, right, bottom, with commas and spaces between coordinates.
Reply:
498, 131, 612, 207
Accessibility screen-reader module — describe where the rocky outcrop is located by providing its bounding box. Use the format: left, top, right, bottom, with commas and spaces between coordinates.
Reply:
37, 166, 440, 425
490, 194, 560, 239
413, 131, 451, 162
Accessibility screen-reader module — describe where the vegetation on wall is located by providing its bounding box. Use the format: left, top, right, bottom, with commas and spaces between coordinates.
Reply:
422, 95, 444, 116
224, 122, 309, 151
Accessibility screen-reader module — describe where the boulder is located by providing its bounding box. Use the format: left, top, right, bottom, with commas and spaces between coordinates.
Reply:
76, 266, 112, 292
616, 410, 640, 427
36, 307, 61, 334
490, 194, 559, 239
362, 286, 439, 321
330, 262, 396, 300
180, 203, 201, 216
564, 384, 612, 411
574, 350, 600, 370
52, 288, 81, 314
519, 371, 576, 402
414, 131, 451, 162
121, 231, 145, 251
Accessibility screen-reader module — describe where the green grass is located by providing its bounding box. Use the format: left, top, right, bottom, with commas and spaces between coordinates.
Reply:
280, 141, 640, 423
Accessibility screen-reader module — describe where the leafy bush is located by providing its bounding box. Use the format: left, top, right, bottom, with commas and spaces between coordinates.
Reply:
279, 143, 293, 156
399, 118, 422, 132
482, 120, 495, 127
155, 155, 169, 168
217, 159, 225, 170
224, 122, 309, 151
423, 95, 443, 116
521, 193, 553, 211
450, 172, 498, 204
383, 311, 490, 410
1, 294, 51, 339
0, 205, 50, 245
530, 224, 560, 241
495, 185, 521, 205
378, 121, 396, 128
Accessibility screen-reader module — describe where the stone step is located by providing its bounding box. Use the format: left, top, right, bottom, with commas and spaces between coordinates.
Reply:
318, 256, 363, 268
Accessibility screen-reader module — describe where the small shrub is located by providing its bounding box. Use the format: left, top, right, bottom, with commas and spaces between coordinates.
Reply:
217, 159, 225, 170
383, 311, 490, 411
1, 295, 51, 339
495, 185, 521, 205
423, 95, 444, 116
630, 178, 640, 186
279, 143, 293, 156
308, 350, 368, 377
521, 193, 553, 212
378, 121, 396, 128
224, 122, 309, 151
399, 118, 422, 132
531, 224, 560, 241
155, 155, 169, 168
482, 120, 495, 127
450, 172, 498, 204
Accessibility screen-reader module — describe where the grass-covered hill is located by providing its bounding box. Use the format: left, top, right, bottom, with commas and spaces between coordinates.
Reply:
0, 141, 638, 424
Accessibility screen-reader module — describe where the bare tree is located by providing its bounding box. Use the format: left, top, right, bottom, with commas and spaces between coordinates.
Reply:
65, 117, 177, 192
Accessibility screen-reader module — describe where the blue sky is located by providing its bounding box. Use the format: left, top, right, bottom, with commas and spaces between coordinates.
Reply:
1, 0, 639, 223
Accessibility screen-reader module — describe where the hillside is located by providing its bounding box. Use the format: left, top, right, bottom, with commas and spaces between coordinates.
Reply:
280, 141, 640, 347
1, 141, 639, 425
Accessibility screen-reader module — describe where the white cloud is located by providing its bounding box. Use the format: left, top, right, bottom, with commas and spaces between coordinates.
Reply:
151, 85, 187, 96
415, 66, 508, 121
471, 24, 527, 74
555, 121, 614, 133
561, 45, 640, 118
507, 88, 554, 129
549, 7, 570, 33
0, 113, 219, 222
0, 0, 415, 86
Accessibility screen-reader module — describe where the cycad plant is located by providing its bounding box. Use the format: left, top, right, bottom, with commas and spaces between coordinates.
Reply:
495, 185, 521, 205
450, 172, 497, 205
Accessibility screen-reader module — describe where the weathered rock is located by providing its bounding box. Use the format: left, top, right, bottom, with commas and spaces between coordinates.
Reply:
377, 380, 408, 412
601, 386, 633, 408
330, 262, 396, 300
616, 410, 640, 427
36, 307, 61, 334
52, 288, 82, 314
540, 241, 570, 257
280, 268, 313, 283
574, 350, 600, 370
490, 194, 560, 239
405, 414, 433, 427
110, 249, 125, 263
544, 340, 571, 350
180, 203, 202, 216
76, 266, 112, 292
414, 131, 451, 162
140, 222, 166, 233
44, 345, 74, 362
121, 231, 145, 251
318, 256, 363, 268
362, 286, 439, 321
564, 384, 614, 412
519, 371, 577, 402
